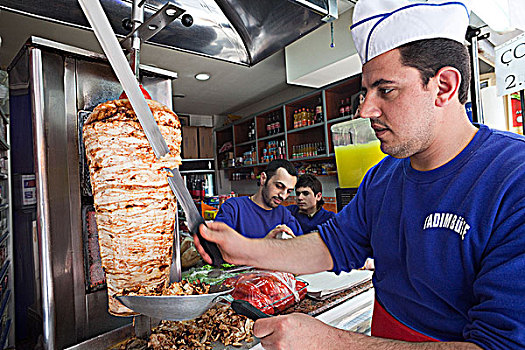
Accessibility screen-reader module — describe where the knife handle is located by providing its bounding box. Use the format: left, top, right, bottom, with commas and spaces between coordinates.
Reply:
194, 223, 225, 267
231, 299, 271, 320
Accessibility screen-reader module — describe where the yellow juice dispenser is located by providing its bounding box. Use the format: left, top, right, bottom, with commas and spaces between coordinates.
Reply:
331, 118, 386, 188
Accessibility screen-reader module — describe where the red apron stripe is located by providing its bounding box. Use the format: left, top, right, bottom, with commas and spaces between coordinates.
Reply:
371, 300, 439, 342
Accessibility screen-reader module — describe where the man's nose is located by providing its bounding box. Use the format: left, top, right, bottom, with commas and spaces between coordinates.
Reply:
359, 95, 381, 119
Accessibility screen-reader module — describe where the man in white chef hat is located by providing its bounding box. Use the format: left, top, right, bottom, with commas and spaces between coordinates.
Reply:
195, 0, 525, 348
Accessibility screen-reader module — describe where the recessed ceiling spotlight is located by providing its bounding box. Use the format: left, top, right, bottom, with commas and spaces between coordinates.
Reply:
195, 73, 211, 81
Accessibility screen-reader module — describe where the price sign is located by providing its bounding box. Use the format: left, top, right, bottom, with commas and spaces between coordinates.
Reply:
495, 32, 525, 96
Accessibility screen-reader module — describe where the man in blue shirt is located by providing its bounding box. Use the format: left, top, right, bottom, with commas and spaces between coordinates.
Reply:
214, 159, 303, 239
195, 1, 525, 349
286, 174, 335, 233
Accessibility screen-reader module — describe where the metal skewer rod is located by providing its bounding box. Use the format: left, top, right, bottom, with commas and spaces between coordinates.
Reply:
130, 0, 144, 78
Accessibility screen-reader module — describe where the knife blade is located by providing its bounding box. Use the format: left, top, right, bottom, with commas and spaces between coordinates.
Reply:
165, 167, 225, 266
78, 0, 169, 159
78, 0, 224, 266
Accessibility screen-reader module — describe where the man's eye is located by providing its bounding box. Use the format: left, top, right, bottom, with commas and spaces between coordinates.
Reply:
380, 88, 394, 95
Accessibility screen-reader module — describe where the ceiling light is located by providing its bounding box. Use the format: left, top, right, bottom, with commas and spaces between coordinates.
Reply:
195, 73, 211, 81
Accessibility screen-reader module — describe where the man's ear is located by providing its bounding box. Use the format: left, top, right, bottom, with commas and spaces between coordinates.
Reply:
260, 172, 267, 186
315, 192, 322, 202
435, 66, 461, 107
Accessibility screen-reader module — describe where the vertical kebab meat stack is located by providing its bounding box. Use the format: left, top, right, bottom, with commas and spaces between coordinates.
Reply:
83, 98, 182, 316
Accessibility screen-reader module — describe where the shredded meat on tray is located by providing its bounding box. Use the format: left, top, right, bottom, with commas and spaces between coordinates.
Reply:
120, 305, 254, 350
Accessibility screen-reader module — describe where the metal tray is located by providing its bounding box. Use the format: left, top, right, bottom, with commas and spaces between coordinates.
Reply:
116, 288, 233, 321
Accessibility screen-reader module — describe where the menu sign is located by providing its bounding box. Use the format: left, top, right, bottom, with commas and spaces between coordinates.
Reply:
495, 32, 525, 96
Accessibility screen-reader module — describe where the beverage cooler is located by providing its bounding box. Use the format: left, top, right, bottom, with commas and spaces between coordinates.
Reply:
8, 37, 177, 349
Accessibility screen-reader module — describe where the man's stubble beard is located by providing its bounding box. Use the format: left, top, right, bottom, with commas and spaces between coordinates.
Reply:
378, 106, 435, 159
261, 182, 277, 208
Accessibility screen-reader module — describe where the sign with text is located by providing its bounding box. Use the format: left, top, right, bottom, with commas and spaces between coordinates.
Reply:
495, 32, 525, 96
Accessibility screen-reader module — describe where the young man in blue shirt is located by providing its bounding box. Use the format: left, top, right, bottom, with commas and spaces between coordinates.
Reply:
195, 1, 525, 348
214, 159, 303, 239
286, 174, 335, 233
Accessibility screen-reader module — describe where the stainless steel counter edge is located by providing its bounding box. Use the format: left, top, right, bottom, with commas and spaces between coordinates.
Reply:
64, 324, 135, 350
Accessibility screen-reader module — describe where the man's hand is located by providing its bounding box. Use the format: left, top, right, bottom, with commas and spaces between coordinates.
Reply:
265, 225, 296, 239
254, 313, 347, 350
253, 313, 483, 350
196, 225, 333, 275
194, 222, 253, 266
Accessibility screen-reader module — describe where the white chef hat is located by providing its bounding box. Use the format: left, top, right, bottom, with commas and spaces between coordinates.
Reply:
351, 0, 471, 64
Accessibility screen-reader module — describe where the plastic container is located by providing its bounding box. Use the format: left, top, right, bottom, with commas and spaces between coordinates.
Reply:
331, 118, 386, 188
223, 271, 308, 315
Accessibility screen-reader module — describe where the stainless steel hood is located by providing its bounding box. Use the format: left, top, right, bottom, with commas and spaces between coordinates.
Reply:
0, 0, 333, 66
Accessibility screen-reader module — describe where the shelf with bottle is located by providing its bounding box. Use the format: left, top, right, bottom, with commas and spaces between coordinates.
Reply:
233, 117, 257, 145
324, 76, 362, 122
285, 92, 324, 132
234, 143, 258, 167
235, 139, 256, 147
256, 107, 284, 139
286, 122, 324, 135
216, 73, 365, 172
258, 138, 287, 164
216, 124, 234, 170
286, 124, 326, 157
293, 159, 337, 177
289, 142, 327, 160
257, 131, 285, 142
230, 170, 256, 181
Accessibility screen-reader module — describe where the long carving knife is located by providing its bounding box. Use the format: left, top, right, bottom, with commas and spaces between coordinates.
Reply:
164, 168, 224, 266
78, 0, 224, 266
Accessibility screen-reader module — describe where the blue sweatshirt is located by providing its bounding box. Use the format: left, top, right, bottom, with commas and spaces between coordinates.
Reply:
287, 205, 335, 233
215, 196, 303, 239
319, 125, 525, 349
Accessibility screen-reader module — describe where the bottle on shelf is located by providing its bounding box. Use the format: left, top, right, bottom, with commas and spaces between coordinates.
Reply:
344, 97, 352, 117
248, 120, 255, 140
339, 99, 345, 118
274, 112, 281, 134
315, 97, 323, 123
319, 141, 326, 154
308, 108, 314, 126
